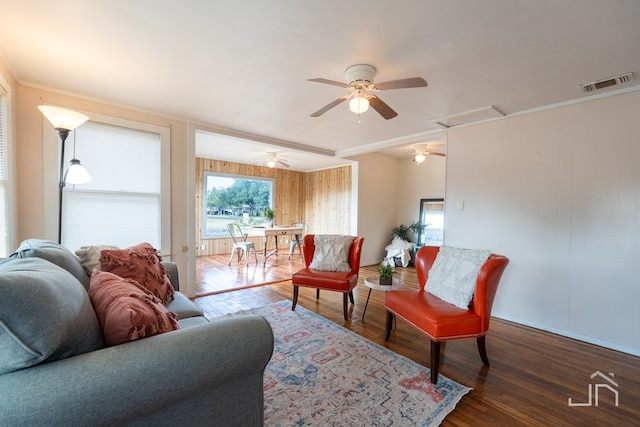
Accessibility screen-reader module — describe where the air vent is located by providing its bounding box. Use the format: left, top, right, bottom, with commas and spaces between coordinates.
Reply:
431, 106, 504, 129
579, 72, 634, 93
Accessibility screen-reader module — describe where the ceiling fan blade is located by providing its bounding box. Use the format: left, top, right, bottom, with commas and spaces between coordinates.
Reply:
277, 160, 290, 167
375, 77, 428, 91
310, 96, 349, 117
368, 96, 398, 120
426, 152, 445, 157
307, 78, 351, 88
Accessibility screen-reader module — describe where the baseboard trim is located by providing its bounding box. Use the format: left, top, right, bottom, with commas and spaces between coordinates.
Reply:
493, 312, 640, 357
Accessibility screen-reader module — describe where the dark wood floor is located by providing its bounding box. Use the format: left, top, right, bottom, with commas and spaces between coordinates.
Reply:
194, 254, 640, 426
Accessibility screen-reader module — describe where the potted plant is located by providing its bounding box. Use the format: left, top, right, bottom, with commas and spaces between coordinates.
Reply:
263, 207, 275, 227
391, 224, 412, 241
409, 220, 428, 244
391, 221, 427, 243
378, 263, 394, 286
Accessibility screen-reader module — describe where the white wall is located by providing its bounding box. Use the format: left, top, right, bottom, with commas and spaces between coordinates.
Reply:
15, 85, 196, 296
0, 57, 17, 254
445, 90, 640, 356
353, 153, 398, 266
353, 152, 446, 266
396, 154, 446, 230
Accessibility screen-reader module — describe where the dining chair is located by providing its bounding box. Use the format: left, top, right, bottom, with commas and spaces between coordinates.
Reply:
384, 245, 509, 384
288, 222, 309, 259
227, 223, 258, 266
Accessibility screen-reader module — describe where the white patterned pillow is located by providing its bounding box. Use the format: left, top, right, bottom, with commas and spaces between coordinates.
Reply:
309, 235, 353, 272
75, 245, 119, 275
426, 245, 492, 309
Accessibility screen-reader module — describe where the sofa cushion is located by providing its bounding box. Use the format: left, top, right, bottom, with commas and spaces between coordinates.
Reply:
75, 244, 119, 275
0, 258, 105, 374
309, 235, 353, 272
89, 270, 180, 346
425, 245, 492, 309
166, 292, 204, 319
99, 242, 175, 304
11, 238, 90, 290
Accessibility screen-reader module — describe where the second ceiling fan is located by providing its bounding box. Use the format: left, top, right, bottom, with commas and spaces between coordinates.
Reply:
308, 64, 428, 120
262, 152, 290, 168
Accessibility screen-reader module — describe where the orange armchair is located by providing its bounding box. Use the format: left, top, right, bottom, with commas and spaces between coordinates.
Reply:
384, 246, 509, 384
292, 234, 364, 321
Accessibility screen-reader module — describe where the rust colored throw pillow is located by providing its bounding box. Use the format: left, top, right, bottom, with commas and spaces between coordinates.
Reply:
99, 242, 174, 304
89, 270, 180, 346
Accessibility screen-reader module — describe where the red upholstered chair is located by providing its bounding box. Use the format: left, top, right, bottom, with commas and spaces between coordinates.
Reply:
384, 246, 509, 384
292, 234, 364, 321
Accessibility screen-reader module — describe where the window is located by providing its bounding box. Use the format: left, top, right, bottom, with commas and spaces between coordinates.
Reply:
202, 172, 274, 238
0, 75, 10, 257
61, 117, 170, 254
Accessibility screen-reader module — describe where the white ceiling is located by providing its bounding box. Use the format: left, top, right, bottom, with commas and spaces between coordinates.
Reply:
2, 1, 640, 171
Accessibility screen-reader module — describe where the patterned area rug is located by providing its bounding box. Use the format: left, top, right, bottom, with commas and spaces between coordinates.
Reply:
229, 300, 471, 426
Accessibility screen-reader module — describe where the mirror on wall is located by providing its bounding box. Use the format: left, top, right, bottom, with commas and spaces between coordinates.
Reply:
418, 198, 444, 246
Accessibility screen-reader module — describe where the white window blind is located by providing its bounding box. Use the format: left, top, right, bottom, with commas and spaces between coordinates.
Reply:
0, 89, 7, 257
62, 121, 164, 252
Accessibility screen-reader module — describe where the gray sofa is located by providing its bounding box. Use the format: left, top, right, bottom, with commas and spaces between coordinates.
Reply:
0, 239, 274, 426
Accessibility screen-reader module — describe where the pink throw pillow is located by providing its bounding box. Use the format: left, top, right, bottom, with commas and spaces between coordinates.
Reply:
89, 270, 179, 346
99, 242, 174, 304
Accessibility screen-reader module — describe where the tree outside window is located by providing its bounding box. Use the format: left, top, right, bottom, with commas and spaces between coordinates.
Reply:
203, 172, 274, 238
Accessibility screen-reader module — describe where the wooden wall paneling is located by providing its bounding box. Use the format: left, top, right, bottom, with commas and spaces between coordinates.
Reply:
196, 158, 352, 256
303, 165, 352, 235
275, 169, 305, 226
196, 157, 307, 256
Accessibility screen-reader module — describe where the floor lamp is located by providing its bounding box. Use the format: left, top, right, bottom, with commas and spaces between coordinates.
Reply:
38, 105, 91, 244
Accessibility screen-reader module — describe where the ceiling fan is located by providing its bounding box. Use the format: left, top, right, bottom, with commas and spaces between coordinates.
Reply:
308, 64, 428, 120
413, 144, 445, 164
261, 152, 290, 168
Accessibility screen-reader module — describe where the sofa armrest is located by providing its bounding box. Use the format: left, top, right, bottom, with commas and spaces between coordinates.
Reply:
0, 315, 274, 427
161, 260, 180, 291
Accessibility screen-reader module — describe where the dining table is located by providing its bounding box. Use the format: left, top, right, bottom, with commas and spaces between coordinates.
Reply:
241, 225, 304, 266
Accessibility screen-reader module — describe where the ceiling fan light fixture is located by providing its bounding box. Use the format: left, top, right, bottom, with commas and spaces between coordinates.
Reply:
309, 63, 426, 120
264, 152, 284, 168
413, 143, 427, 164
414, 153, 426, 164
349, 95, 369, 114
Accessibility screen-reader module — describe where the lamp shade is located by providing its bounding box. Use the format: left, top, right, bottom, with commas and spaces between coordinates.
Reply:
65, 158, 92, 184
349, 96, 369, 114
414, 153, 426, 164
38, 105, 89, 131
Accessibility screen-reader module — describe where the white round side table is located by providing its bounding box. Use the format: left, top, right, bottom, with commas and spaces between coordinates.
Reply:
362, 275, 403, 320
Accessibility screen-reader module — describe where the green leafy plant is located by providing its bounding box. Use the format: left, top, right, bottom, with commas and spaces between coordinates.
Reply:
378, 263, 394, 279
408, 221, 427, 239
263, 207, 275, 221
391, 221, 426, 242
391, 224, 411, 241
